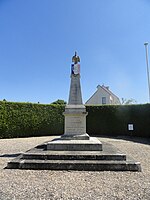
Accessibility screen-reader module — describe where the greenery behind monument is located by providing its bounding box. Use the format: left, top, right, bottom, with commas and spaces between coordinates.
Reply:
0, 101, 150, 139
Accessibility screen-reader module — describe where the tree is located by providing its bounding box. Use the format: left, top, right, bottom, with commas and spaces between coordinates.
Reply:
121, 98, 137, 105
51, 99, 67, 105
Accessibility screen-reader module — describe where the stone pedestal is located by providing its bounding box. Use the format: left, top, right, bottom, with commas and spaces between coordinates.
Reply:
61, 105, 89, 140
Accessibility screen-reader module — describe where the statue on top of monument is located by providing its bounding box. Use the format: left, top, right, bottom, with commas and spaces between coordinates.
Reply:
72, 51, 80, 64
71, 51, 80, 75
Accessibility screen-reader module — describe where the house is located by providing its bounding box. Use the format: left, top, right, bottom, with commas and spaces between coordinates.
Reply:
85, 84, 121, 105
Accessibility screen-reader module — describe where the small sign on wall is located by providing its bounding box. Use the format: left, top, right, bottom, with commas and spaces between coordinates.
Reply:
128, 124, 134, 131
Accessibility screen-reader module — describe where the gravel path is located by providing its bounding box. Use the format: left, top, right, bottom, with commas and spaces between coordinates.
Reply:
0, 136, 150, 200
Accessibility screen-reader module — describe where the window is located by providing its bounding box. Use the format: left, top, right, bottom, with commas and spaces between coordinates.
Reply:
102, 97, 106, 104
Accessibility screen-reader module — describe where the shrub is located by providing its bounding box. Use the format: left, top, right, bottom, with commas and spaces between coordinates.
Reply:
0, 101, 65, 138
0, 101, 150, 138
86, 104, 150, 137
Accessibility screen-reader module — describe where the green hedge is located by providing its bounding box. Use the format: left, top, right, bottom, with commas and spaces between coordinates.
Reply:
86, 104, 150, 137
0, 101, 150, 138
0, 101, 65, 138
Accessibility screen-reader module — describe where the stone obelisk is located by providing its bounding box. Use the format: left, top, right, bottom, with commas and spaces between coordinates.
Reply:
62, 52, 89, 140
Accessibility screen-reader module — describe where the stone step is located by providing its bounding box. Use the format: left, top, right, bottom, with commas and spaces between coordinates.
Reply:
6, 141, 141, 172
46, 137, 102, 151
22, 151, 126, 161
7, 158, 141, 171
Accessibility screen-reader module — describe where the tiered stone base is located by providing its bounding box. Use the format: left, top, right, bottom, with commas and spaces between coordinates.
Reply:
7, 137, 141, 171
46, 137, 102, 151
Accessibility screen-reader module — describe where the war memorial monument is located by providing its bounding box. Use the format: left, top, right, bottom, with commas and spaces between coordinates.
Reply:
7, 52, 141, 171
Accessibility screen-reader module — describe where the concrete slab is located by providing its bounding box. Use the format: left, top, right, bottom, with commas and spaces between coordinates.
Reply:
46, 137, 102, 151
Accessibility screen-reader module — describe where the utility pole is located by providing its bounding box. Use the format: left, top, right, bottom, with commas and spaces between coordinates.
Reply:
144, 42, 150, 103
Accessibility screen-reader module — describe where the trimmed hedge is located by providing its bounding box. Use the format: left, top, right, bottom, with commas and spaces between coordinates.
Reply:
0, 101, 65, 138
0, 101, 150, 138
86, 104, 150, 137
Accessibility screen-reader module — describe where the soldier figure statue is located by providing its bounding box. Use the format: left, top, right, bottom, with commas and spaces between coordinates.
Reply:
71, 51, 80, 75
72, 51, 80, 64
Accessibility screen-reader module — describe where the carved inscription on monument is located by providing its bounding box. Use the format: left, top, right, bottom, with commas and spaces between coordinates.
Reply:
65, 116, 86, 134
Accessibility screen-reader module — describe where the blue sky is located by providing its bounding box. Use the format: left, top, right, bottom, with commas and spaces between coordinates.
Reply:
0, 0, 150, 104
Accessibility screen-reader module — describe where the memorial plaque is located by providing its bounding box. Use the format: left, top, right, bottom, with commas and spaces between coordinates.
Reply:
65, 115, 86, 134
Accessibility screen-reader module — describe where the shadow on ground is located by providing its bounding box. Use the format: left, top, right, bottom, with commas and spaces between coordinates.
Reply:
96, 135, 150, 146
118, 136, 150, 145
0, 153, 21, 158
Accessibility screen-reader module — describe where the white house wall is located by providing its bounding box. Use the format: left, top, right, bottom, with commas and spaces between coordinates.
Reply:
86, 86, 121, 105
86, 87, 110, 105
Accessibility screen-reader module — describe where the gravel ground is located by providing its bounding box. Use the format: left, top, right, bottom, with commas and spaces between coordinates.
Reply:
0, 136, 150, 200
